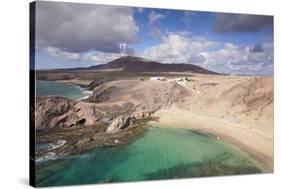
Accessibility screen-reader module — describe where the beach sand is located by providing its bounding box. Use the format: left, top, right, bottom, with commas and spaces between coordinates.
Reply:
149, 105, 273, 172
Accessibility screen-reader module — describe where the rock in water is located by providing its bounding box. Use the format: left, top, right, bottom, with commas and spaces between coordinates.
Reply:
106, 116, 131, 133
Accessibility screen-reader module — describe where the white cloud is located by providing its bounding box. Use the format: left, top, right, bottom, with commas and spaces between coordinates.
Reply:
46, 47, 81, 61
142, 33, 218, 63
149, 27, 162, 39
136, 7, 144, 13
181, 11, 197, 25
82, 52, 123, 64
45, 47, 123, 65
148, 11, 165, 25
142, 32, 273, 75
200, 42, 273, 75
119, 43, 135, 55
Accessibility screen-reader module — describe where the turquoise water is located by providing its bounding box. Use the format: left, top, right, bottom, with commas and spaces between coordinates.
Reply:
36, 80, 89, 100
35, 143, 49, 151
36, 127, 261, 187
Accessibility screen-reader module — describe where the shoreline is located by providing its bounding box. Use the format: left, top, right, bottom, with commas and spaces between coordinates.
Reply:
35, 118, 153, 162
54, 79, 93, 100
55, 79, 91, 88
149, 107, 273, 172
76, 86, 92, 100
38, 79, 93, 100
36, 77, 273, 172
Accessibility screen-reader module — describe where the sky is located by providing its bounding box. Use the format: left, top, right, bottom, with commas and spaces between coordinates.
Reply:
34, 1, 274, 75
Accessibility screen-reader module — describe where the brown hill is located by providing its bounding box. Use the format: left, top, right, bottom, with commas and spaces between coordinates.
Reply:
89, 56, 219, 74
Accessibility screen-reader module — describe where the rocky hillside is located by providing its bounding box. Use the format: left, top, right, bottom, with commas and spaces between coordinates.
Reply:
86, 78, 191, 113
35, 77, 191, 132
174, 75, 274, 129
35, 96, 149, 133
35, 74, 273, 135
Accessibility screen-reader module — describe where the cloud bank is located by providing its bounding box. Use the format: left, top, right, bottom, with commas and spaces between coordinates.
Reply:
36, 1, 139, 53
213, 13, 273, 33
142, 33, 273, 75
35, 2, 273, 75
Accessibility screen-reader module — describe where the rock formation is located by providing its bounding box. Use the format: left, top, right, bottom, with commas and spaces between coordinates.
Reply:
35, 96, 148, 132
35, 96, 98, 130
106, 115, 131, 133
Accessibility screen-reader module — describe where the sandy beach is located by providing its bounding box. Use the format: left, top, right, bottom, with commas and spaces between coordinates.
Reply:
149, 105, 273, 171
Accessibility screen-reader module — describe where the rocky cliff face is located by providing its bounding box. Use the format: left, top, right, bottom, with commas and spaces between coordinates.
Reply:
35, 96, 145, 132
35, 96, 151, 159
35, 73, 195, 132
35, 96, 98, 130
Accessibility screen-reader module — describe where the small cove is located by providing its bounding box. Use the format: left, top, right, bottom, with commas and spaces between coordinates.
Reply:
36, 80, 90, 100
35, 79, 262, 187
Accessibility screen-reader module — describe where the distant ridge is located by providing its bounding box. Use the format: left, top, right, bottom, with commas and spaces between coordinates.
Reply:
44, 56, 219, 74
87, 56, 219, 74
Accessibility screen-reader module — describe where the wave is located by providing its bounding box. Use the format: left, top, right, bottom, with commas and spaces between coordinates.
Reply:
36, 152, 57, 163
77, 87, 93, 100
36, 140, 67, 163
48, 139, 66, 150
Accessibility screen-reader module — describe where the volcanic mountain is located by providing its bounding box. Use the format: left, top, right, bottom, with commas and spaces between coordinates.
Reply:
88, 56, 218, 74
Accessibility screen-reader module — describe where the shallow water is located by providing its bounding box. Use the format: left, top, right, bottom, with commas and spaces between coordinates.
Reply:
36, 80, 89, 100
36, 127, 261, 187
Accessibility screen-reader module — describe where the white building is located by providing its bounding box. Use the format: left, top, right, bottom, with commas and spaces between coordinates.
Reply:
150, 77, 165, 81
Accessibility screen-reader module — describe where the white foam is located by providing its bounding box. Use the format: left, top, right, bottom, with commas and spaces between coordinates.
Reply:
48, 139, 66, 150
36, 152, 57, 163
76, 86, 93, 100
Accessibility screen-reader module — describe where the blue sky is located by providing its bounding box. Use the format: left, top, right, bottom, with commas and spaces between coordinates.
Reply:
34, 1, 273, 75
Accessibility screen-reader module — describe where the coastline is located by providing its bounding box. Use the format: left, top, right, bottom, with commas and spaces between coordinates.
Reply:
55, 79, 92, 88
36, 77, 273, 172
54, 79, 93, 100
38, 79, 93, 100
149, 106, 273, 172
76, 86, 92, 100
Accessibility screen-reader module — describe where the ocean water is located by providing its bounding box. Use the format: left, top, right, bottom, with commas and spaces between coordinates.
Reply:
36, 127, 261, 187
36, 80, 89, 100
